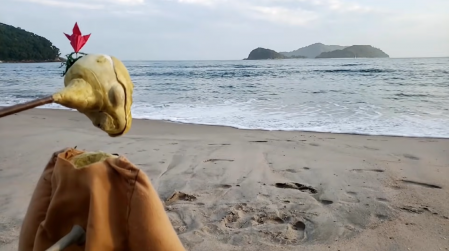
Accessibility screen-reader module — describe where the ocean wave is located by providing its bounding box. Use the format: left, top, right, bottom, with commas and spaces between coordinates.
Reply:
2, 58, 449, 138
394, 93, 437, 98
128, 64, 261, 70
13, 104, 446, 138
131, 71, 264, 78
1, 99, 448, 138
340, 63, 365, 66
314, 68, 395, 73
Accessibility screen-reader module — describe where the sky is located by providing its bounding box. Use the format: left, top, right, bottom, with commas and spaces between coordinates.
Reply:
1, 0, 448, 60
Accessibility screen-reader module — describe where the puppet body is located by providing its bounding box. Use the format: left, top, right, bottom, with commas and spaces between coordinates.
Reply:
18, 149, 186, 251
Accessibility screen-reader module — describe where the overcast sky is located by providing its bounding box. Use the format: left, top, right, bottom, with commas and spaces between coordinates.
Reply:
1, 0, 448, 60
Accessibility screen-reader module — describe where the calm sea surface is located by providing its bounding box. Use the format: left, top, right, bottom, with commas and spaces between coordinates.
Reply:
1, 58, 448, 138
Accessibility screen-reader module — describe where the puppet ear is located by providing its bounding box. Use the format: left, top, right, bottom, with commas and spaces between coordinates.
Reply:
111, 56, 134, 136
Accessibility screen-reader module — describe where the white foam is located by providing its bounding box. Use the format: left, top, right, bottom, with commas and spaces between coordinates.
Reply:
2, 58, 449, 139
127, 101, 449, 138
1, 99, 448, 138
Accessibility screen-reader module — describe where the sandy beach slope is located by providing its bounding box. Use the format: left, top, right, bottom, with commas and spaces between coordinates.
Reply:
0, 108, 448, 251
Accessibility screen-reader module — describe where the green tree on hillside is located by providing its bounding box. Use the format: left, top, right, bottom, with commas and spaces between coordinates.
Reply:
0, 23, 60, 61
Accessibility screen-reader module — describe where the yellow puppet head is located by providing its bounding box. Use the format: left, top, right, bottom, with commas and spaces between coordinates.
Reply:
52, 54, 134, 137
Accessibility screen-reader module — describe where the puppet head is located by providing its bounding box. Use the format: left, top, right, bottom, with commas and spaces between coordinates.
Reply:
52, 54, 134, 137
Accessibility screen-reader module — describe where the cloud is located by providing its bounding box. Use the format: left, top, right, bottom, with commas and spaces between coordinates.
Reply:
20, 0, 381, 26
248, 6, 319, 26
109, 10, 145, 16
176, 0, 218, 6
22, 0, 145, 9
24, 0, 104, 9
169, 0, 381, 26
326, 0, 379, 14
2, 0, 448, 59
97, 0, 145, 5
170, 0, 320, 26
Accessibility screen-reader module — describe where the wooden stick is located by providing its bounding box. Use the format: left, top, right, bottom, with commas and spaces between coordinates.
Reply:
0, 96, 54, 118
45, 225, 86, 251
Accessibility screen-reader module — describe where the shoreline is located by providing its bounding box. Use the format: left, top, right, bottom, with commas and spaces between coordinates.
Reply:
0, 60, 63, 64
2, 106, 447, 140
140, 118, 449, 140
0, 57, 66, 63
1, 108, 448, 250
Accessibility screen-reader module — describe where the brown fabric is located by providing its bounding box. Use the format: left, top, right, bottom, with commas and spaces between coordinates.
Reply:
18, 148, 186, 251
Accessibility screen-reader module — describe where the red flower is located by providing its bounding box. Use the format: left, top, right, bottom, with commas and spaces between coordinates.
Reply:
64, 22, 91, 53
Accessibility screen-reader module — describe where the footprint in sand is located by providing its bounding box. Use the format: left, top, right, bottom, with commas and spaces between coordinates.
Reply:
216, 204, 308, 245
212, 183, 234, 198
165, 191, 197, 205
275, 182, 317, 194
376, 197, 389, 202
319, 199, 334, 205
167, 211, 188, 234
292, 221, 306, 231
341, 191, 360, 203
403, 154, 420, 160
204, 159, 234, 163
400, 179, 442, 189
260, 220, 307, 245
399, 205, 426, 214
351, 168, 385, 173
375, 214, 389, 220
275, 169, 299, 174
217, 184, 232, 189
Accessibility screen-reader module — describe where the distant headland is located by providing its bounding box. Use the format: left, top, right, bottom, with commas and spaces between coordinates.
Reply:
244, 43, 389, 60
0, 23, 64, 63
243, 48, 306, 60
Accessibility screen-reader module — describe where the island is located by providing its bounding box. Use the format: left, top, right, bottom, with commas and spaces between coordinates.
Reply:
244, 43, 389, 60
315, 45, 389, 58
244, 48, 287, 60
244, 47, 306, 60
280, 43, 347, 59
0, 23, 63, 63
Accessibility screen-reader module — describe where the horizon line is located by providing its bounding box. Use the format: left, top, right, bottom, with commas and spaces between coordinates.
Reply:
118, 56, 449, 61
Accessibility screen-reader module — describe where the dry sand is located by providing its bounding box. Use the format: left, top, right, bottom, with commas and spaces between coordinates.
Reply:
0, 108, 448, 251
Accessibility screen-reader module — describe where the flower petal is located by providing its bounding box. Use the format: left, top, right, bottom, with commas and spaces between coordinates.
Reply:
73, 22, 82, 36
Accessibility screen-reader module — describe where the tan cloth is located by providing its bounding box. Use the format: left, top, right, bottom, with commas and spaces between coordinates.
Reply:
18, 148, 186, 251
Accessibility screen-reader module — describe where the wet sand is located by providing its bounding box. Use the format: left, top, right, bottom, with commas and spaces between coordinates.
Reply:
0, 108, 448, 250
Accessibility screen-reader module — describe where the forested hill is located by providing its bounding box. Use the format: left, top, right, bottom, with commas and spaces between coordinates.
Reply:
316, 45, 389, 58
0, 23, 61, 62
244, 47, 287, 60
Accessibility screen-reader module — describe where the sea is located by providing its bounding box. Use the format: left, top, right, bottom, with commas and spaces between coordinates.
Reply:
1, 58, 448, 138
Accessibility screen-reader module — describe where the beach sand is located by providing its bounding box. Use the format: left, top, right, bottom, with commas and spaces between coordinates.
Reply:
0, 108, 448, 251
